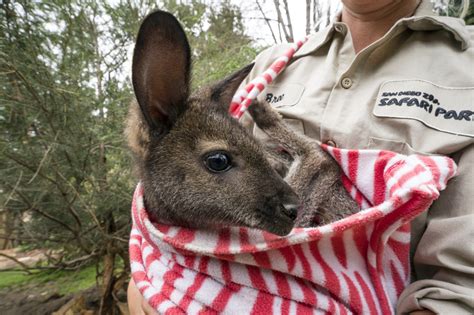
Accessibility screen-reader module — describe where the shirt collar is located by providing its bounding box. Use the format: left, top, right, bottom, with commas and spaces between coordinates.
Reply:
399, 15, 470, 49
405, 0, 470, 50
294, 0, 470, 58
293, 24, 335, 58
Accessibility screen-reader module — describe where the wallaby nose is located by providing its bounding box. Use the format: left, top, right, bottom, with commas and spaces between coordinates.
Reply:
282, 203, 299, 221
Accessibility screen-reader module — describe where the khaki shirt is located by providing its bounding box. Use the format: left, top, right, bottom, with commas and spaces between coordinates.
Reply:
241, 1, 474, 313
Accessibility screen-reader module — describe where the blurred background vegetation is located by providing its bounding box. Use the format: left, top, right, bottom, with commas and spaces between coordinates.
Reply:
0, 0, 471, 314
0, 0, 259, 313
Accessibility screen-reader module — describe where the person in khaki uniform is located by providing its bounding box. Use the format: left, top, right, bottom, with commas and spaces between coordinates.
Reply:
128, 0, 473, 314
239, 0, 473, 314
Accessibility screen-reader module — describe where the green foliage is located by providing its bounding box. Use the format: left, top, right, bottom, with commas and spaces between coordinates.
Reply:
0, 265, 96, 294
1, 0, 135, 263
0, 0, 259, 304
434, 0, 474, 24
0, 270, 34, 289
457, 0, 474, 25
161, 0, 259, 88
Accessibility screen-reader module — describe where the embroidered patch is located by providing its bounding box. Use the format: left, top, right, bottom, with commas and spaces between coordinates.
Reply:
259, 83, 305, 108
373, 80, 473, 137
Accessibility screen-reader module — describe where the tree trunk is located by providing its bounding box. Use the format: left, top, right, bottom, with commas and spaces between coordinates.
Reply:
99, 213, 117, 315
282, 0, 294, 41
97, 131, 116, 314
99, 250, 116, 314
305, 0, 311, 35
272, 0, 293, 42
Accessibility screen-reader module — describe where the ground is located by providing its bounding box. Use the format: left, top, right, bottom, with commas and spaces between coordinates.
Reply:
0, 266, 99, 314
0, 283, 99, 315
0, 249, 128, 314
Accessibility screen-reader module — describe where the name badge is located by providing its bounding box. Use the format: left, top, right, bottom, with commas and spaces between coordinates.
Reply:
373, 80, 473, 137
259, 83, 305, 108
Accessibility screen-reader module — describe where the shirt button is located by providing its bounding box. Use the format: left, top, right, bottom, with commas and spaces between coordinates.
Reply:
341, 77, 353, 89
334, 24, 346, 33
325, 140, 337, 147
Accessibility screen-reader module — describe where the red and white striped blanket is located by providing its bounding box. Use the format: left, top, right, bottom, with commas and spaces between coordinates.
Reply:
129, 145, 456, 314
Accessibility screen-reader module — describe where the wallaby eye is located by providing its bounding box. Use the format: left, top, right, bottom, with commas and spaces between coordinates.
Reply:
204, 151, 232, 173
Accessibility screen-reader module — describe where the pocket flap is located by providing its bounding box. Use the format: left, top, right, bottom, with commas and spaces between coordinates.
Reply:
373, 80, 473, 137
259, 83, 305, 108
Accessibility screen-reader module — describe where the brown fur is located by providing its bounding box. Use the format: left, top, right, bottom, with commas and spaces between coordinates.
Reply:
248, 102, 359, 226
127, 89, 300, 236
126, 10, 302, 236
125, 10, 358, 236
125, 102, 150, 161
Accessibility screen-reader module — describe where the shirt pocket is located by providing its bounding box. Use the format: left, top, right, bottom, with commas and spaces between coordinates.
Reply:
257, 83, 305, 108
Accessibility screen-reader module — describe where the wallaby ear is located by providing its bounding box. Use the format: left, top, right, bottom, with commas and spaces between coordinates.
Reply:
132, 10, 191, 136
210, 63, 254, 109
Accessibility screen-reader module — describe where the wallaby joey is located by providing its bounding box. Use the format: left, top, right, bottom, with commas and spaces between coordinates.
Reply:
247, 102, 359, 227
126, 11, 359, 236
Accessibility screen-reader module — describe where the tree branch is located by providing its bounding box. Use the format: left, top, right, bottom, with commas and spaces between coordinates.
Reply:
272, 0, 292, 42
5, 183, 78, 235
255, 0, 278, 44
27, 132, 59, 184
306, 0, 311, 35
282, 0, 294, 41
0, 252, 32, 274
3, 171, 23, 208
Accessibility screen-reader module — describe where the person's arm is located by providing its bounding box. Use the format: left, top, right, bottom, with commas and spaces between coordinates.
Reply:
397, 144, 474, 314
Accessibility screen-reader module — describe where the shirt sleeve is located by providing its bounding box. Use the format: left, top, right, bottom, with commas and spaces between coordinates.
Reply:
396, 144, 474, 314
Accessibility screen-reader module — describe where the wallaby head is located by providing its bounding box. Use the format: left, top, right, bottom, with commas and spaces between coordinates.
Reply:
126, 10, 300, 236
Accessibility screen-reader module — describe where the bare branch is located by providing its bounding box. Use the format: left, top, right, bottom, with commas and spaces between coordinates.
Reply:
306, 0, 311, 35
313, 0, 316, 26
326, 1, 331, 28
281, 0, 294, 41
0, 234, 63, 244
27, 132, 59, 184
59, 252, 98, 267
272, 0, 292, 42
54, 168, 105, 236
0, 252, 32, 274
313, 0, 319, 32
255, 0, 278, 44
3, 171, 23, 208
277, 20, 283, 42
242, 16, 280, 22
5, 184, 78, 234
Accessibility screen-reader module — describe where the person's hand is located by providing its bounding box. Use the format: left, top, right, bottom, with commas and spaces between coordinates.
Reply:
127, 278, 159, 315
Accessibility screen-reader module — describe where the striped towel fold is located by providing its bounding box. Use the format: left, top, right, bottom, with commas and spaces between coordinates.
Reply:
129, 145, 456, 314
